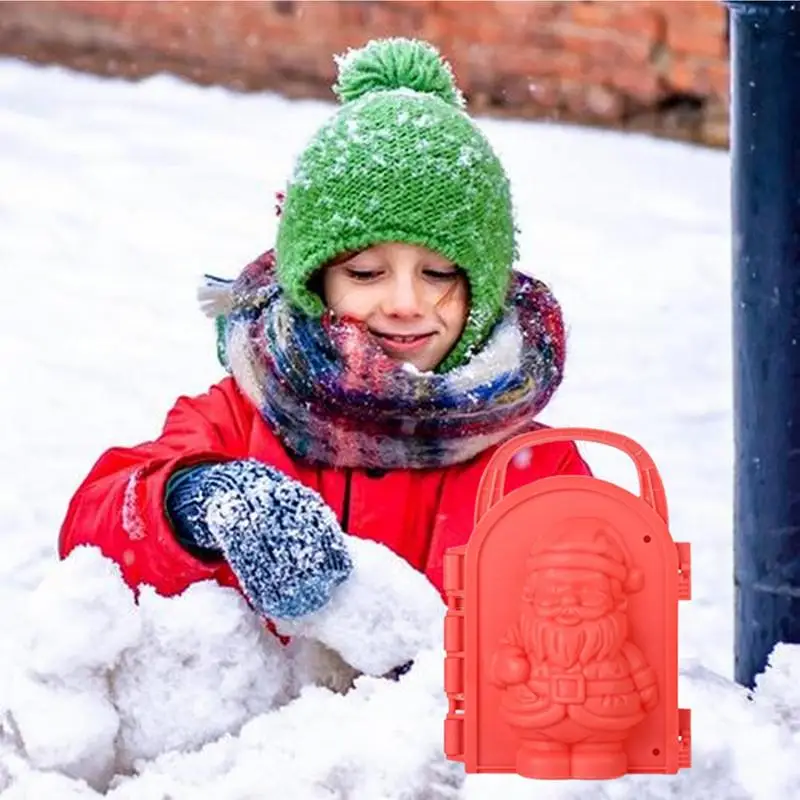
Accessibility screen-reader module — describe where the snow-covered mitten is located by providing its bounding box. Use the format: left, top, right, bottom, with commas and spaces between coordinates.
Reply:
273, 536, 447, 678
165, 460, 353, 619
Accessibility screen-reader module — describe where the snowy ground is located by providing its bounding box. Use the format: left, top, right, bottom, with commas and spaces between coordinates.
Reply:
2, 57, 799, 799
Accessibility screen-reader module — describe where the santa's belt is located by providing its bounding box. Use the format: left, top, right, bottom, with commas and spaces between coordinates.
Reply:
526, 675, 636, 704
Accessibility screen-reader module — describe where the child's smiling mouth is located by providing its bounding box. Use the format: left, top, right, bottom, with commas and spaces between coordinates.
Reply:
370, 330, 435, 355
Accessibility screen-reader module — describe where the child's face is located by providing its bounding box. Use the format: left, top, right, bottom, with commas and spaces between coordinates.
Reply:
322, 242, 469, 372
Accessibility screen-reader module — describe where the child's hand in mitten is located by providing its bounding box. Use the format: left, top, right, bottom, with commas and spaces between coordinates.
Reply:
165, 460, 352, 619
273, 535, 446, 677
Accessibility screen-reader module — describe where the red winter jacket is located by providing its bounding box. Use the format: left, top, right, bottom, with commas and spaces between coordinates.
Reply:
59, 377, 591, 601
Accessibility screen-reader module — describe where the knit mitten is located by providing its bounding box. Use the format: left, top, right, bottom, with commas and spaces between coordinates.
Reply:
165, 460, 353, 619
274, 535, 446, 677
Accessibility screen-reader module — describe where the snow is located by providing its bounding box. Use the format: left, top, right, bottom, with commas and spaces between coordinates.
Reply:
1, 55, 799, 798
5, 547, 289, 789
273, 533, 445, 677
0, 546, 456, 798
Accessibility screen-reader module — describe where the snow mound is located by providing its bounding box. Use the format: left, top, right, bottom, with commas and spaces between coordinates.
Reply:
4, 543, 800, 799
106, 647, 461, 800
0, 541, 456, 798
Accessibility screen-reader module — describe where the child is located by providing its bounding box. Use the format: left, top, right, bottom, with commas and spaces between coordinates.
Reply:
59, 37, 591, 669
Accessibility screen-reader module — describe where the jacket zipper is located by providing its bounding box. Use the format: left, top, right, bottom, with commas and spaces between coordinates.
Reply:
341, 468, 352, 533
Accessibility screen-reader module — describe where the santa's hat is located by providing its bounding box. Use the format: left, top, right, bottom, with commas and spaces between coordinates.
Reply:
525, 521, 644, 594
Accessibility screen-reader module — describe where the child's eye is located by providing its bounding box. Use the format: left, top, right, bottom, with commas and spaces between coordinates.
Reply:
424, 269, 459, 281
346, 268, 381, 281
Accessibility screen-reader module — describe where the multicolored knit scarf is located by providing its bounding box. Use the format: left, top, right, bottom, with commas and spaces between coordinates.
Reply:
199, 250, 566, 470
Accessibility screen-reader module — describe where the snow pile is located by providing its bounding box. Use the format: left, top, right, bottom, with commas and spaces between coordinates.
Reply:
0, 542, 456, 798
3, 546, 800, 799
103, 647, 460, 800
1, 547, 289, 791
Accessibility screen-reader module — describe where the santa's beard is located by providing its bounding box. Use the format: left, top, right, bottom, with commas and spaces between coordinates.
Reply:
520, 609, 627, 669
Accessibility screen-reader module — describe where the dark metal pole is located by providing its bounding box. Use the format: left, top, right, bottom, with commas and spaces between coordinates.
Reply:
729, 1, 800, 688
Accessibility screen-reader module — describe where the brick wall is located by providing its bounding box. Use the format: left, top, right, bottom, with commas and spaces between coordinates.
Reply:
0, 0, 730, 147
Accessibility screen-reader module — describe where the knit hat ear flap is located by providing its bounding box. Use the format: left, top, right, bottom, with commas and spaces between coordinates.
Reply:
274, 37, 518, 373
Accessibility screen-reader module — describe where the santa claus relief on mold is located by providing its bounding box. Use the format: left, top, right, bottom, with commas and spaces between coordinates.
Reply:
490, 520, 659, 780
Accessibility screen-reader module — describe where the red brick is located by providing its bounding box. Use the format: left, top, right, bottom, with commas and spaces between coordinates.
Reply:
656, 0, 726, 26
57, 1, 136, 23
666, 20, 728, 60
502, 46, 587, 82
433, 0, 498, 20
556, 24, 653, 66
444, 15, 509, 46
593, 63, 663, 104
566, 1, 620, 27
669, 56, 730, 98
490, 1, 566, 24
705, 59, 730, 97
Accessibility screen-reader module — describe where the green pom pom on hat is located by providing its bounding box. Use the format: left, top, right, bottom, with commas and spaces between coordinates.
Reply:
275, 37, 518, 372
332, 37, 465, 108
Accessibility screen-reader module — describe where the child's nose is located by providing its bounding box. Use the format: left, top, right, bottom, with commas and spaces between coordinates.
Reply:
383, 278, 424, 317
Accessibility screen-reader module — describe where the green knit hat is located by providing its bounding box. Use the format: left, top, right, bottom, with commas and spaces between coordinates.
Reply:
274, 37, 518, 372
